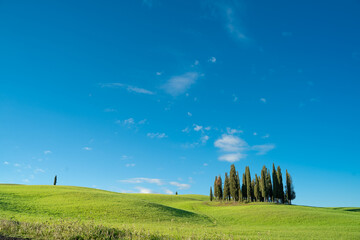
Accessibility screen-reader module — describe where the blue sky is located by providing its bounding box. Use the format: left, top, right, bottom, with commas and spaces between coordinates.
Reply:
1, 0, 359, 207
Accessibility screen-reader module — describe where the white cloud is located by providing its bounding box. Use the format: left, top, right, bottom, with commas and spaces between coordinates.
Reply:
162, 72, 199, 96
82, 147, 92, 151
119, 178, 164, 185
23, 179, 30, 183
193, 124, 203, 132
253, 132, 258, 136
101, 83, 154, 95
123, 118, 135, 125
201, 135, 209, 144
226, 127, 243, 135
218, 152, 246, 163
156, 71, 162, 76
208, 56, 216, 63
260, 98, 267, 103
121, 155, 132, 160
194, 60, 199, 65
163, 188, 174, 195
203, 163, 208, 166
34, 168, 45, 173
261, 134, 270, 139
252, 144, 275, 155
125, 163, 136, 167
214, 134, 247, 152
147, 132, 167, 139
182, 127, 190, 133
4, 161, 9, 165
187, 112, 192, 117
169, 182, 190, 190
14, 163, 21, 167
138, 119, 147, 125
44, 150, 52, 155
135, 186, 153, 194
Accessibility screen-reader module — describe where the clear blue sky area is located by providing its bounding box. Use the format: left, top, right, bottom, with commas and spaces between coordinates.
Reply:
1, 0, 359, 207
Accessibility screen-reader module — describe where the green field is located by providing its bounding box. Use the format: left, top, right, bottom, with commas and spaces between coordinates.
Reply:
0, 184, 359, 239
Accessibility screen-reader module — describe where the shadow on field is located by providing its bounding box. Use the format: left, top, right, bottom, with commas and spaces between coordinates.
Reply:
0, 235, 30, 240
344, 208, 360, 212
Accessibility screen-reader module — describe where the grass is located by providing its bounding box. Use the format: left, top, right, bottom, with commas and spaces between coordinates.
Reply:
0, 184, 359, 239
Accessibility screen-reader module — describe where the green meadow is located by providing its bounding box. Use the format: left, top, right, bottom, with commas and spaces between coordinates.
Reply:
0, 184, 359, 239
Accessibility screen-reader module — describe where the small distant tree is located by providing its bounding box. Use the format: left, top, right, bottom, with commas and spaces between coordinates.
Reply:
53, 175, 57, 186
223, 173, 230, 201
285, 170, 296, 204
176, 191, 178, 195
210, 187, 213, 201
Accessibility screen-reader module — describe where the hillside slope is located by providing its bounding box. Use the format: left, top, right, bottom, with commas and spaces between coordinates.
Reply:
0, 184, 359, 239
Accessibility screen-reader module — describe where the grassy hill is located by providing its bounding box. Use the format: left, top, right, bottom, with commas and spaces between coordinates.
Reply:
0, 184, 359, 239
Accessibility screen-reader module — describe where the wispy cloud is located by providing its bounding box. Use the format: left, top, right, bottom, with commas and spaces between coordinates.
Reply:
82, 147, 92, 151
119, 178, 164, 185
162, 72, 199, 96
193, 124, 203, 132
226, 127, 243, 134
125, 163, 136, 167
208, 56, 216, 63
147, 132, 167, 139
214, 134, 247, 152
219, 152, 246, 162
252, 144, 275, 155
163, 188, 174, 195
44, 150, 52, 155
260, 98, 267, 103
34, 168, 45, 174
169, 181, 191, 190
100, 83, 154, 95
4, 161, 9, 165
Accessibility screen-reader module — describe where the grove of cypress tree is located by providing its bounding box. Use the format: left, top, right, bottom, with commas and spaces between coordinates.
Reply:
210, 187, 213, 201
277, 166, 285, 203
245, 166, 252, 202
223, 173, 230, 201
285, 170, 296, 204
229, 164, 238, 201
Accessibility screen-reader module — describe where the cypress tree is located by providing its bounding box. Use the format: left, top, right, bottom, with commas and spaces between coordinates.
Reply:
53, 175, 57, 186
223, 173, 230, 201
245, 166, 252, 202
217, 175, 223, 200
277, 166, 285, 203
254, 174, 261, 202
285, 170, 296, 204
272, 163, 278, 203
242, 173, 247, 201
214, 176, 218, 200
266, 170, 273, 202
236, 171, 240, 201
251, 179, 255, 202
260, 166, 268, 202
229, 164, 238, 201
210, 187, 213, 201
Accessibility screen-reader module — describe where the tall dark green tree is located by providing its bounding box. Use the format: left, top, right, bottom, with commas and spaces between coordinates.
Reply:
229, 164, 238, 201
285, 170, 296, 204
251, 179, 255, 202
266, 170, 273, 202
245, 167, 252, 202
254, 174, 261, 202
242, 173, 247, 201
223, 173, 230, 201
214, 176, 218, 200
217, 175, 223, 200
210, 187, 213, 201
236, 171, 240, 201
260, 166, 268, 202
277, 166, 285, 203
53, 175, 57, 186
272, 163, 279, 202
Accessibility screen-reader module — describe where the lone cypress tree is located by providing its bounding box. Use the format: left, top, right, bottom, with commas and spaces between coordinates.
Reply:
229, 164, 238, 201
53, 175, 57, 186
210, 187, 213, 201
223, 173, 230, 201
245, 166, 252, 202
285, 170, 296, 204
272, 163, 278, 202
277, 166, 285, 203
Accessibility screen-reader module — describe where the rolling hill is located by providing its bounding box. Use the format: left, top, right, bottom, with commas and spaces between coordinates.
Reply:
0, 184, 359, 239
